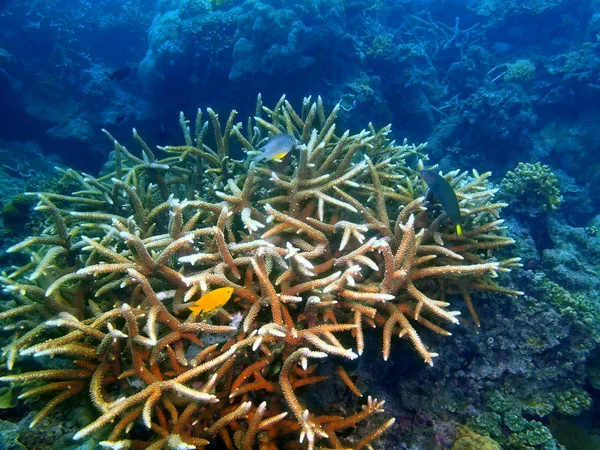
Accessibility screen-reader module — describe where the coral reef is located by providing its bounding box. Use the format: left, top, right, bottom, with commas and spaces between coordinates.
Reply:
428, 84, 538, 170
140, 0, 240, 93
533, 113, 600, 216
0, 141, 67, 269
540, 217, 600, 291
0, 419, 27, 450
0, 96, 520, 448
469, 0, 576, 18
229, 0, 351, 80
383, 258, 600, 449
451, 426, 501, 450
1, 194, 35, 235
460, 264, 600, 449
488, 59, 536, 84
466, 385, 593, 449
501, 162, 562, 216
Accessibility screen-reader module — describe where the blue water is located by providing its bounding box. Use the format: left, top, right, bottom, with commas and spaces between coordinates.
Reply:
1, 1, 600, 449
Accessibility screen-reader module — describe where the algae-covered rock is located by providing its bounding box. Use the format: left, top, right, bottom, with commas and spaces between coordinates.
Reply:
1, 193, 34, 235
0, 419, 26, 450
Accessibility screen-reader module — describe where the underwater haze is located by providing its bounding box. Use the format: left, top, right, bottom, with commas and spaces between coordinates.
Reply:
1, 0, 600, 449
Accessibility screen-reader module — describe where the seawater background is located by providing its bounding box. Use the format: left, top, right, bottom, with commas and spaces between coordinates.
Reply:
1, 0, 600, 449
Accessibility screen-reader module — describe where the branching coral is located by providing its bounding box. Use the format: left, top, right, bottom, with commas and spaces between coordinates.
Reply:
500, 162, 562, 216
0, 94, 520, 449
488, 59, 536, 83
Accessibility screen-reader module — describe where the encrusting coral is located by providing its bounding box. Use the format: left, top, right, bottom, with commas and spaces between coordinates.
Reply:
0, 94, 521, 449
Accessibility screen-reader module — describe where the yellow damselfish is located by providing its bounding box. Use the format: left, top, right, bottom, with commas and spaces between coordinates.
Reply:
188, 287, 234, 316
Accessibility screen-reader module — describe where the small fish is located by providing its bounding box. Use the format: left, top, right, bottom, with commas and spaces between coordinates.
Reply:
188, 287, 234, 316
420, 169, 463, 236
251, 133, 296, 162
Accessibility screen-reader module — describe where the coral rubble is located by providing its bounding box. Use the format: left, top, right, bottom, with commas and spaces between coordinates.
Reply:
0, 95, 520, 449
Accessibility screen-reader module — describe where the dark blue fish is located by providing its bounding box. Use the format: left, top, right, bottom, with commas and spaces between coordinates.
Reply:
420, 169, 463, 236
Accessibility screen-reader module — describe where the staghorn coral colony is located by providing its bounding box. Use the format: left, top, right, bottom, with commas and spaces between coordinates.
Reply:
0, 96, 521, 449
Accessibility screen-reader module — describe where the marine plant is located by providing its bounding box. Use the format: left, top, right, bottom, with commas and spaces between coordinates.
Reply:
0, 95, 521, 449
